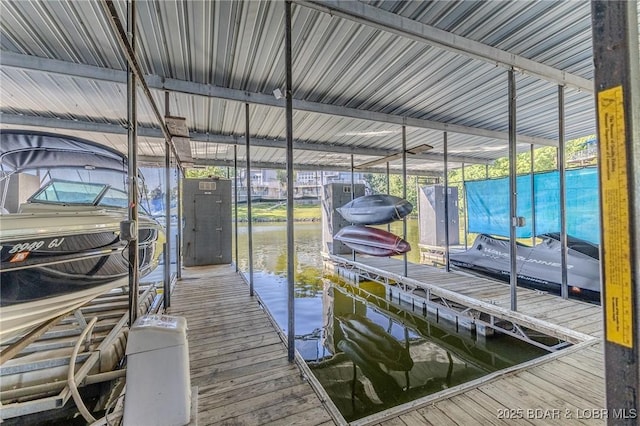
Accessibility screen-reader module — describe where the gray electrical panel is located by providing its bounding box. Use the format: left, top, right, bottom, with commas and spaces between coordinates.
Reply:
321, 183, 365, 255
419, 185, 460, 247
183, 178, 232, 266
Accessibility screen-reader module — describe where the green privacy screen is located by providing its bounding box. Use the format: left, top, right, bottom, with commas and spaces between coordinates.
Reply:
465, 167, 600, 244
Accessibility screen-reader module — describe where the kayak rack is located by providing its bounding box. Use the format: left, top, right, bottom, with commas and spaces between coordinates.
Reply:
325, 254, 594, 353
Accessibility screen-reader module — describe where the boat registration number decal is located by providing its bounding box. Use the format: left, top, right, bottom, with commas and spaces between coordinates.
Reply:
597, 85, 633, 349
7, 237, 65, 254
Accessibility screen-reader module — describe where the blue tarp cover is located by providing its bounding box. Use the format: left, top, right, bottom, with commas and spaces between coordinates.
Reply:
465, 168, 600, 244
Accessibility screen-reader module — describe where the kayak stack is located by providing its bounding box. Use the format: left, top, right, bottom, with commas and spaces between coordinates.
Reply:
334, 194, 412, 256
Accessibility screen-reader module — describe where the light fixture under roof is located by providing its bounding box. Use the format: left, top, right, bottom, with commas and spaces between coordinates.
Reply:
356, 143, 434, 169
273, 88, 283, 100
164, 115, 193, 164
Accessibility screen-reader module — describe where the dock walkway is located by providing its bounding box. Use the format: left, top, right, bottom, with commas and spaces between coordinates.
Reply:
170, 259, 608, 425
168, 265, 336, 426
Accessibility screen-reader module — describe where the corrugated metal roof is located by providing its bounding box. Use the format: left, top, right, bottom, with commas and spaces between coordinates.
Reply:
1, 0, 636, 174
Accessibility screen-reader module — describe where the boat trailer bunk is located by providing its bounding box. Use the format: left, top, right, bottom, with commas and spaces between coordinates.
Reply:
0, 283, 163, 423
325, 254, 594, 353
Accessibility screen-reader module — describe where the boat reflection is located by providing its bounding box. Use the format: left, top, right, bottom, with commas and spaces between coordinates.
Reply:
337, 313, 413, 372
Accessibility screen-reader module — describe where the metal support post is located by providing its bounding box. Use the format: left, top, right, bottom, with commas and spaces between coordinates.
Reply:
443, 132, 450, 272
530, 144, 537, 245
351, 154, 355, 262
126, 0, 139, 324
234, 145, 238, 273
163, 91, 172, 310
558, 86, 569, 299
285, 0, 295, 363
402, 126, 408, 277
462, 163, 468, 249
508, 69, 518, 312
176, 169, 182, 279
386, 162, 391, 232
246, 103, 254, 296
591, 1, 639, 421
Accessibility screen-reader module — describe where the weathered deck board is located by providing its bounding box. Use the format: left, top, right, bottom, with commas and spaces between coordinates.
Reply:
168, 265, 336, 425
396, 410, 436, 426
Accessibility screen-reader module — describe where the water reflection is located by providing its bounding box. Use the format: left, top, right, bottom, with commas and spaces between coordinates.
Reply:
309, 281, 547, 421
235, 222, 325, 274
234, 220, 422, 272
337, 313, 414, 372
236, 222, 546, 421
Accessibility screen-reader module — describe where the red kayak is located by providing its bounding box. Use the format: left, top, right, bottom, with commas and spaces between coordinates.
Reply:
334, 225, 411, 256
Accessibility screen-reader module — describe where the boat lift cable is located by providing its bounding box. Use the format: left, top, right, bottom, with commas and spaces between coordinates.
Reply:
67, 316, 99, 424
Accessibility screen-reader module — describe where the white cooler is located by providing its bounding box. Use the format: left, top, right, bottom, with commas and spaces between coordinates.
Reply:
123, 314, 191, 426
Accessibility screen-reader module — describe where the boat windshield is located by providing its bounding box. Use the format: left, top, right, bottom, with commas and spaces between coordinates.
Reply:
30, 180, 108, 205
98, 187, 129, 208
29, 179, 143, 210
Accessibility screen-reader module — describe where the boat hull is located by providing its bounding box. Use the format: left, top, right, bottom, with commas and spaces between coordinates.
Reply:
337, 194, 413, 225
0, 278, 129, 343
0, 210, 164, 341
334, 225, 411, 257
449, 234, 601, 299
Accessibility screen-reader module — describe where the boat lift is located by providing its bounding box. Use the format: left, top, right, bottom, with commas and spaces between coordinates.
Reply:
325, 254, 594, 353
0, 283, 164, 422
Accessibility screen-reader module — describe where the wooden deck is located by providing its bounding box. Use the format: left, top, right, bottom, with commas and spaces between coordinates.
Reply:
332, 256, 607, 426
373, 340, 605, 426
168, 265, 336, 426
169, 259, 608, 425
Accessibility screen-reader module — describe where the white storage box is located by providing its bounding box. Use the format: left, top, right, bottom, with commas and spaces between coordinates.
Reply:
123, 314, 191, 426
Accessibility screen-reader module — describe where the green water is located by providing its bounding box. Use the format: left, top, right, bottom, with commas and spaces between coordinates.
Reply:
234, 220, 549, 422
234, 218, 422, 270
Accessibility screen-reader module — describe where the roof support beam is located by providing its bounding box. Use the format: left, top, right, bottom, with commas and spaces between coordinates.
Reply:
296, 0, 593, 93
1, 52, 557, 147
158, 76, 556, 146
0, 113, 487, 165
138, 156, 441, 178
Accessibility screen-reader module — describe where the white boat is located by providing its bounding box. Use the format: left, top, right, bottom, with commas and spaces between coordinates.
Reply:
0, 131, 165, 342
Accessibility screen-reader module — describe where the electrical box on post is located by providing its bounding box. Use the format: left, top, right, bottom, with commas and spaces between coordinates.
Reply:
183, 178, 232, 266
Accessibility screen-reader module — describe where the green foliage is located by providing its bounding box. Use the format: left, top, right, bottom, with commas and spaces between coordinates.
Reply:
448, 135, 596, 184
236, 202, 320, 221
185, 166, 229, 179
362, 173, 418, 215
